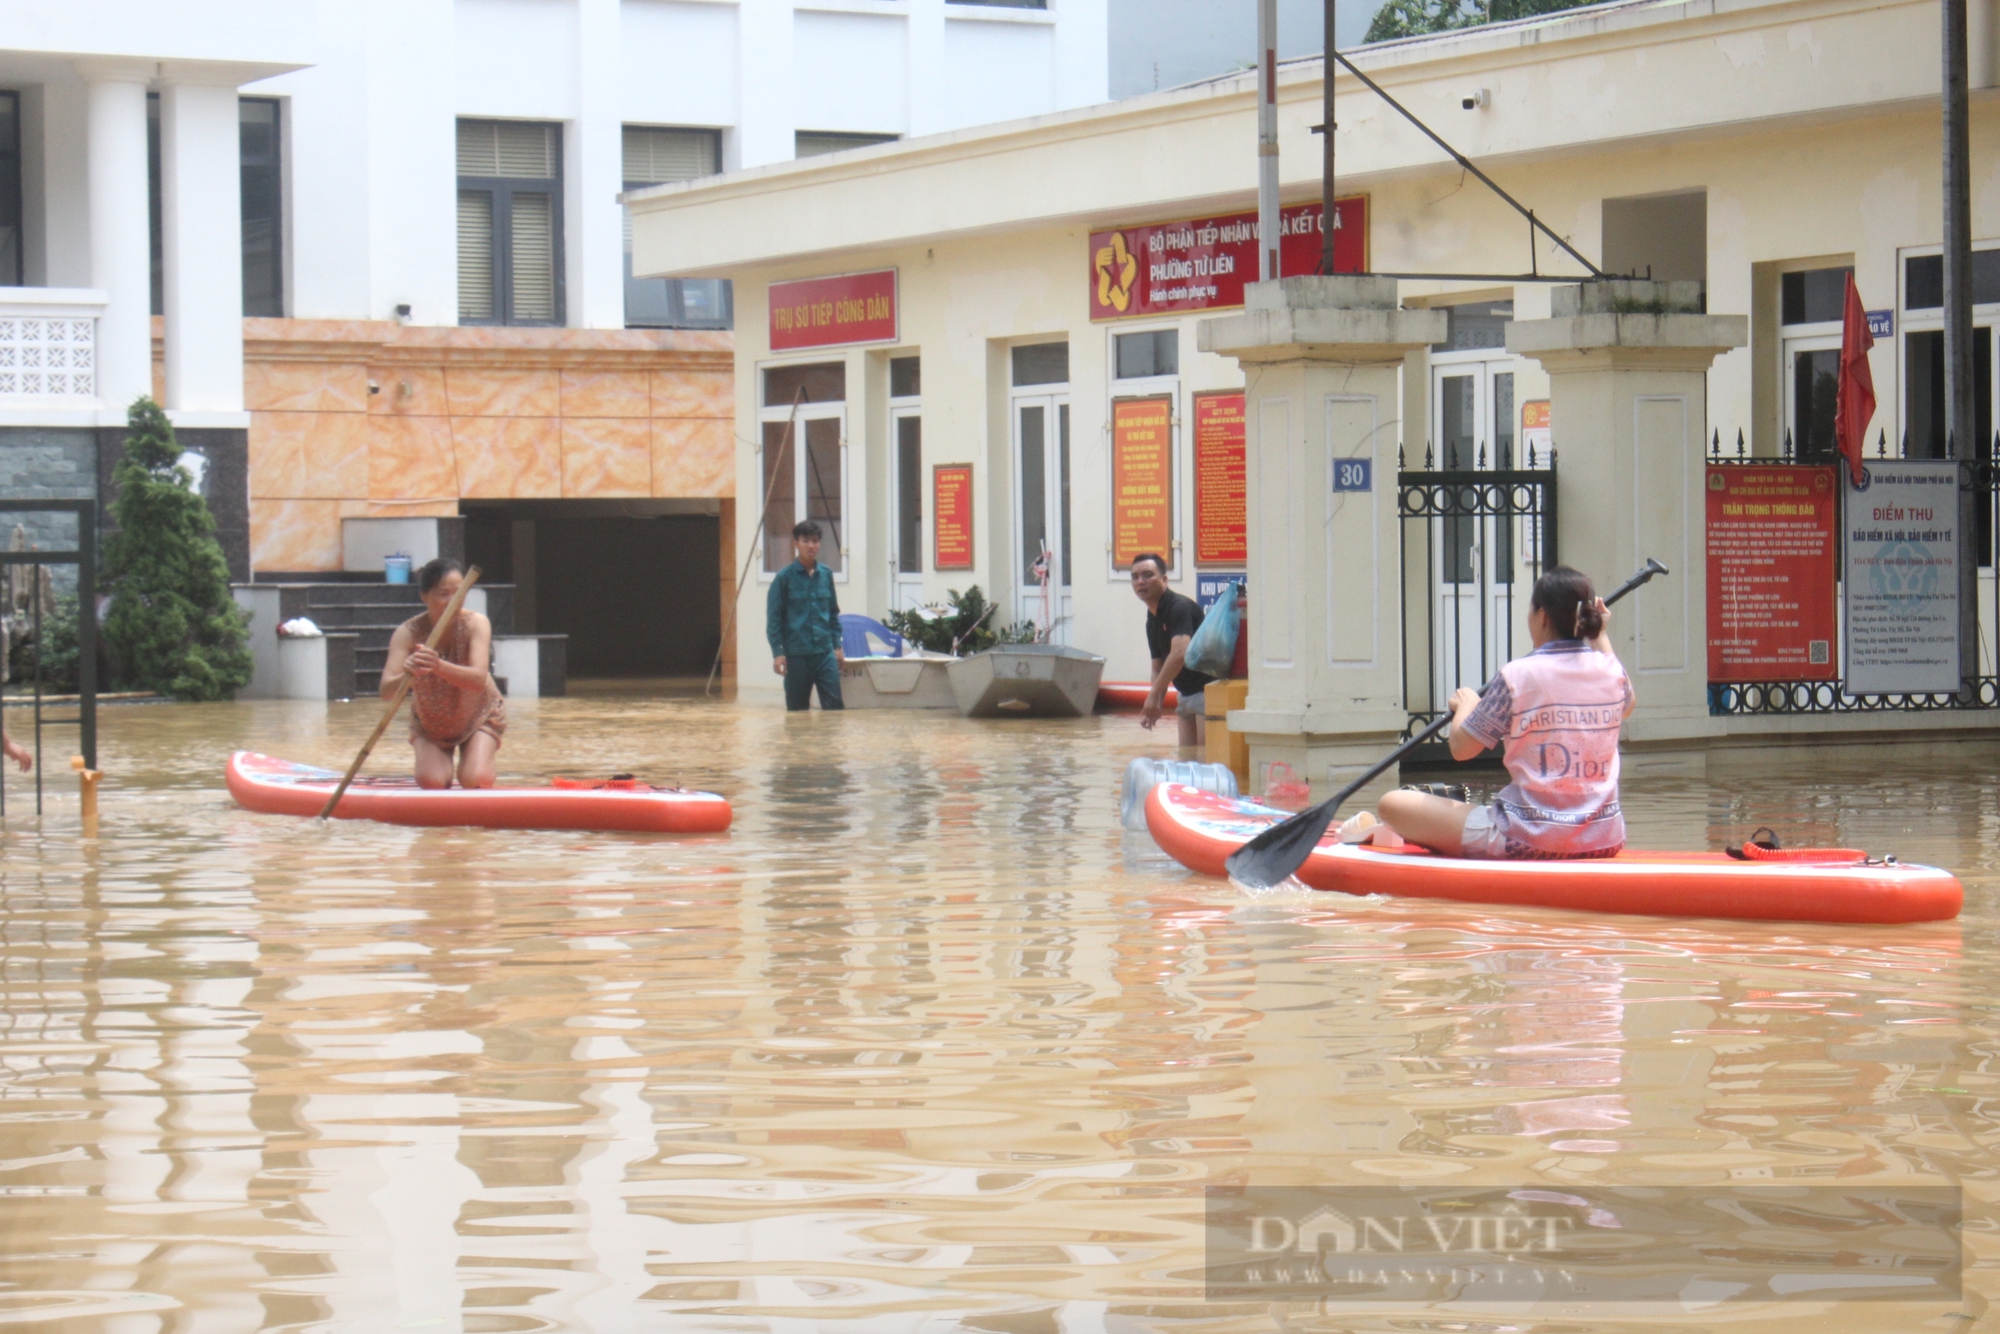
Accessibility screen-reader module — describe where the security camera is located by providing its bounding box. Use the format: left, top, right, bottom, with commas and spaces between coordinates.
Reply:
1461, 88, 1490, 110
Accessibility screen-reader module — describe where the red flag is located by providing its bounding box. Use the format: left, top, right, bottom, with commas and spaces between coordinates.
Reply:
1835, 271, 1876, 486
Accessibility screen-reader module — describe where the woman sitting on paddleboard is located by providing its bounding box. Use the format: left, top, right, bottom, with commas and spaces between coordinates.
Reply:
380, 557, 505, 790
1358, 566, 1633, 859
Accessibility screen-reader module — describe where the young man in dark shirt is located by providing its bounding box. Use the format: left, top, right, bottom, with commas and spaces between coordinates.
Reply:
1130, 551, 1212, 750
766, 520, 845, 711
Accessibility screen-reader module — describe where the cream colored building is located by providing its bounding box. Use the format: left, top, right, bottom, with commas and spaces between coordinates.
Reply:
634, 0, 2000, 786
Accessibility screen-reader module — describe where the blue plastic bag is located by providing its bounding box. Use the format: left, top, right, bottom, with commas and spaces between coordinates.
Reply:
1184, 581, 1242, 678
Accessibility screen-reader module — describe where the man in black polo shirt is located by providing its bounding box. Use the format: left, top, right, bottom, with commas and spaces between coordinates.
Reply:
1130, 552, 1212, 750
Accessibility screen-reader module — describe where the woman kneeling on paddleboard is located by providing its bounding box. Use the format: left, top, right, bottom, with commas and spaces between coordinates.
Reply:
380, 558, 506, 790
1362, 566, 1633, 860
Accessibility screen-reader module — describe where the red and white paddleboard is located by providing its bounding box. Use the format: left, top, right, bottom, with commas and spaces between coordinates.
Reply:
227, 752, 732, 834
1097, 682, 1177, 711
1145, 783, 1961, 924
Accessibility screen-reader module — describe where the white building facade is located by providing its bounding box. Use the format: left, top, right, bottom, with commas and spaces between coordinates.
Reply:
634, 0, 2000, 777
0, 0, 1108, 679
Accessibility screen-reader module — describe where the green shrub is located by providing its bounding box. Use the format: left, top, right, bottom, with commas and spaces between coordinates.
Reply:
1366, 0, 1597, 42
101, 398, 252, 701
8, 593, 81, 693
883, 586, 1039, 655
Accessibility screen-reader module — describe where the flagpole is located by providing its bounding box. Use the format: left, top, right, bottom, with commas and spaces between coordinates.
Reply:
1257, 0, 1280, 284
1943, 0, 1979, 690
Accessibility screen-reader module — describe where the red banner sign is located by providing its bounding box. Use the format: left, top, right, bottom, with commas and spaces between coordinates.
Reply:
1193, 392, 1247, 566
769, 269, 897, 350
1706, 464, 1839, 682
1112, 397, 1173, 568
933, 464, 973, 570
1089, 197, 1368, 322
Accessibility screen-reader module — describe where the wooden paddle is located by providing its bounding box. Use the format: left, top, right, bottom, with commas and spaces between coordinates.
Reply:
1223, 558, 1669, 890
318, 565, 482, 821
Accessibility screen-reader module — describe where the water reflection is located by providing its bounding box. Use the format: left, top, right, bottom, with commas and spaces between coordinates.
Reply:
0, 696, 1992, 1329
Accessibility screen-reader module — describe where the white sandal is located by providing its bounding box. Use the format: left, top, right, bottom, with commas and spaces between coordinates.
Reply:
1335, 811, 1380, 844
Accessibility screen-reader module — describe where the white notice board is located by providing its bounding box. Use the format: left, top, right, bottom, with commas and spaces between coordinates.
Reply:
1841, 460, 1961, 695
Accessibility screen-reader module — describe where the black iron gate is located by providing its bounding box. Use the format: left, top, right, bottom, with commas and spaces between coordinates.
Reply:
0, 500, 98, 814
1399, 444, 1557, 740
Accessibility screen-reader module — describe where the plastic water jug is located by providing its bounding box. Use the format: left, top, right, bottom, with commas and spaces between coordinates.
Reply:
1121, 756, 1239, 832
384, 553, 412, 585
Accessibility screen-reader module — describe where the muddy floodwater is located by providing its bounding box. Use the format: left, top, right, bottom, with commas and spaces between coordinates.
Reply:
0, 688, 1996, 1331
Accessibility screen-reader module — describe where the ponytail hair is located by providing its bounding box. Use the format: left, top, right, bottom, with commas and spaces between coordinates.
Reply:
1531, 565, 1602, 641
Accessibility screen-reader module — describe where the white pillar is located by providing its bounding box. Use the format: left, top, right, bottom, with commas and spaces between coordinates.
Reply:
736, 0, 795, 168
569, 0, 626, 329
159, 80, 245, 415
1507, 280, 1747, 741
906, 0, 948, 137
1052, 0, 1111, 110
84, 72, 151, 419
366, 0, 456, 326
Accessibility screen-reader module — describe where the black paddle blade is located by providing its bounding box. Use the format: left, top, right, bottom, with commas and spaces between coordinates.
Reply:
1224, 799, 1343, 889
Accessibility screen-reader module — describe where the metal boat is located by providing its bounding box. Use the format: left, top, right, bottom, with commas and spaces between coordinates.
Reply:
946, 644, 1105, 718
838, 655, 957, 709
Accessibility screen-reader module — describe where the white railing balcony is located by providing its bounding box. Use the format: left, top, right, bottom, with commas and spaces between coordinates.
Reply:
0, 289, 103, 413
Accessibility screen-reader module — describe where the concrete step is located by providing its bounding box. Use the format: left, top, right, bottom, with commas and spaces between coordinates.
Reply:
291, 583, 427, 608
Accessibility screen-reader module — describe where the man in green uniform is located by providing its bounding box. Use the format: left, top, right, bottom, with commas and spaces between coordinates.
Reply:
766, 520, 845, 711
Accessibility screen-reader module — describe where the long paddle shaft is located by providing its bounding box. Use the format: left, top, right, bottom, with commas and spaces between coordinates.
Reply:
1224, 558, 1670, 889
318, 566, 483, 820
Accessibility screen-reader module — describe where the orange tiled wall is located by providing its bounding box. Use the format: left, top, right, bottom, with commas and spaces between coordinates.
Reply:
234, 321, 735, 572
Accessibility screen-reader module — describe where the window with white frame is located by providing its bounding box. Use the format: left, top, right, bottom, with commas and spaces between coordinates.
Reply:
1900, 248, 1999, 460
890, 355, 922, 579
623, 126, 731, 330
1901, 245, 2000, 567
147, 95, 285, 316
457, 120, 563, 327
1107, 326, 1178, 582
760, 362, 847, 576
1113, 327, 1178, 381
240, 99, 283, 317
0, 93, 21, 287
1777, 266, 1852, 465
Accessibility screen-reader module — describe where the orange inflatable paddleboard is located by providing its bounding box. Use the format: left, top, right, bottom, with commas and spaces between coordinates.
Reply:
1145, 783, 1961, 924
1097, 681, 1177, 711
227, 751, 731, 834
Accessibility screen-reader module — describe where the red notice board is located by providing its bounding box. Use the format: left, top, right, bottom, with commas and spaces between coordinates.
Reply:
1112, 397, 1173, 567
1193, 392, 1247, 566
933, 464, 973, 570
1705, 464, 1839, 682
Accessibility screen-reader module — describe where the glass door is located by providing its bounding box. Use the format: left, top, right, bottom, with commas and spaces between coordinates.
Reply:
759, 405, 845, 575
1013, 395, 1072, 641
1430, 358, 1521, 696
1783, 332, 1842, 463
890, 407, 923, 610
